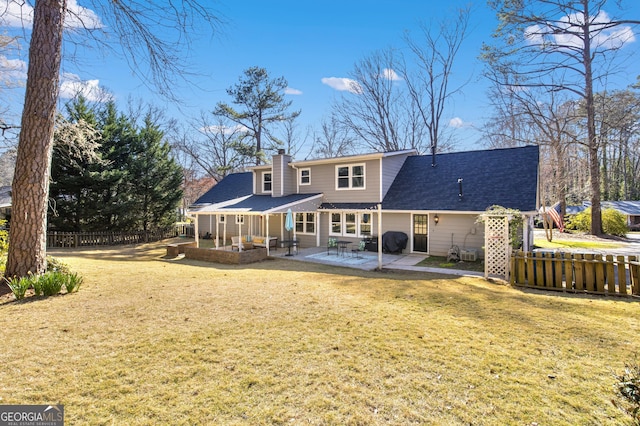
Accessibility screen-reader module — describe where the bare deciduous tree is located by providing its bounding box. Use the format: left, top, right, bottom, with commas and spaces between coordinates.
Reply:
4, 0, 222, 277
311, 115, 356, 159
175, 114, 252, 182
402, 6, 470, 156
482, 0, 640, 235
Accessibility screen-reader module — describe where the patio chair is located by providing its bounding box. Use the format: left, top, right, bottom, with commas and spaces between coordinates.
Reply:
351, 240, 366, 258
327, 238, 338, 255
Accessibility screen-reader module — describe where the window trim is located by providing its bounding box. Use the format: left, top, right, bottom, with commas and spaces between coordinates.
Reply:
262, 171, 272, 193
335, 163, 366, 190
328, 212, 372, 237
295, 212, 316, 235
235, 215, 244, 225
300, 168, 311, 186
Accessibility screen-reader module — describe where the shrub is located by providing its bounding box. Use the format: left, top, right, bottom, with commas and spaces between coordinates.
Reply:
613, 360, 640, 425
0, 219, 7, 254
47, 256, 71, 274
566, 207, 629, 237
64, 272, 83, 293
603, 208, 629, 237
38, 272, 65, 296
566, 209, 591, 232
5, 276, 32, 300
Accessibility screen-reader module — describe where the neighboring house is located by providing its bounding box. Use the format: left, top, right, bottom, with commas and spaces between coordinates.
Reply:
579, 200, 640, 230
0, 186, 10, 221
188, 146, 540, 257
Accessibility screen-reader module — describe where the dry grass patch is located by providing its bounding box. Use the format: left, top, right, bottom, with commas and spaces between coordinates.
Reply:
0, 240, 638, 425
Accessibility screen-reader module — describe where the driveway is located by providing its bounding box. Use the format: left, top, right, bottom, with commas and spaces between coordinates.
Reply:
534, 230, 640, 256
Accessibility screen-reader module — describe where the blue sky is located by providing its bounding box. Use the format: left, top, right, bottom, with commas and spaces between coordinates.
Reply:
2, 0, 640, 158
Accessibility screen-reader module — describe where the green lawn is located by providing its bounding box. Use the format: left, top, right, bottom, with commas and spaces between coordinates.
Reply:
1, 240, 638, 425
415, 255, 484, 272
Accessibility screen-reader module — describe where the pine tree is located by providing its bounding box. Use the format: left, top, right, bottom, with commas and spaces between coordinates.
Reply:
129, 115, 183, 233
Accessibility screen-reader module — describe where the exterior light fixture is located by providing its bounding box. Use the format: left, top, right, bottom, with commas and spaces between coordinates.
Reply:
434, 214, 439, 225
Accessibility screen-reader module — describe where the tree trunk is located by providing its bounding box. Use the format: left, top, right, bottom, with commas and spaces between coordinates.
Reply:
582, 0, 602, 236
6, 0, 66, 277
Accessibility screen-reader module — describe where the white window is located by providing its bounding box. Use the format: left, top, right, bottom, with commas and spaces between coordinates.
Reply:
345, 213, 356, 235
330, 213, 342, 235
329, 212, 370, 236
360, 213, 372, 236
219, 215, 225, 223
336, 164, 365, 190
262, 172, 272, 193
295, 212, 316, 234
300, 168, 311, 185
235, 215, 244, 225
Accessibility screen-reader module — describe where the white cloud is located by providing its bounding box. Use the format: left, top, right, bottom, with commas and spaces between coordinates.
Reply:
285, 87, 302, 95
65, 0, 103, 30
0, 55, 27, 82
449, 117, 471, 128
525, 10, 635, 50
201, 124, 249, 135
59, 73, 112, 102
321, 77, 362, 94
382, 68, 402, 81
0, 0, 103, 29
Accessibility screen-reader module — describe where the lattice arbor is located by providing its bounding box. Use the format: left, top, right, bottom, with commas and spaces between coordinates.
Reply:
484, 215, 511, 280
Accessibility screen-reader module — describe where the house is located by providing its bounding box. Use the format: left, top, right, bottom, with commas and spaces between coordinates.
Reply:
0, 186, 10, 221
188, 145, 540, 258
578, 200, 640, 230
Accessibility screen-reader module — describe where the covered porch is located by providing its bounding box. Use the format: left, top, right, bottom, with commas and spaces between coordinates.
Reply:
190, 193, 324, 256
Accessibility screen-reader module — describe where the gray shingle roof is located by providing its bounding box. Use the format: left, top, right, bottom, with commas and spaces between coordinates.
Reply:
192, 172, 253, 205
220, 193, 322, 212
382, 145, 539, 212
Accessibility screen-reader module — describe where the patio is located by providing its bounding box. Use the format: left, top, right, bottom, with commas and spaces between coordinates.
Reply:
269, 245, 413, 271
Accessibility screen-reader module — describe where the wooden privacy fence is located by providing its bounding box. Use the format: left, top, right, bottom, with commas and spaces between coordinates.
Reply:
47, 229, 177, 248
510, 251, 640, 297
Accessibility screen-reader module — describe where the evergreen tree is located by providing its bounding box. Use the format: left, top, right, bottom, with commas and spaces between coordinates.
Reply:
96, 102, 138, 231
49, 97, 102, 231
129, 115, 183, 232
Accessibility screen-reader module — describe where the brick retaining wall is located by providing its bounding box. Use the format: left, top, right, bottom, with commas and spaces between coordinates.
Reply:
166, 241, 197, 257
183, 247, 268, 264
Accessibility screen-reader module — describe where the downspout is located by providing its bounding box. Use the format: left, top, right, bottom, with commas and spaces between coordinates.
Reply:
291, 163, 299, 194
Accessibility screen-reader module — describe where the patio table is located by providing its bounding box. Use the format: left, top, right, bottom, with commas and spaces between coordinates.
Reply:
336, 240, 351, 257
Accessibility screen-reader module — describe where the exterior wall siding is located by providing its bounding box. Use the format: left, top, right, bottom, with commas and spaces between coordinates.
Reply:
427, 214, 484, 257
381, 155, 411, 199
298, 159, 382, 202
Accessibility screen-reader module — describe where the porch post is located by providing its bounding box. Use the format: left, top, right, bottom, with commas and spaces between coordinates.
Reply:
215, 214, 220, 249
316, 212, 320, 247
522, 214, 530, 252
377, 203, 382, 270
265, 214, 270, 256
194, 214, 200, 248
239, 219, 243, 252
223, 216, 227, 250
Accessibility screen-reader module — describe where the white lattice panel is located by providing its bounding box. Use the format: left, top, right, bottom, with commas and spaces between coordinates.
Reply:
484, 215, 510, 279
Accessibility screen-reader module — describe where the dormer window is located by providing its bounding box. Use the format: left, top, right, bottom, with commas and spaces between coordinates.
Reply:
336, 164, 365, 190
300, 168, 311, 185
262, 172, 272, 193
